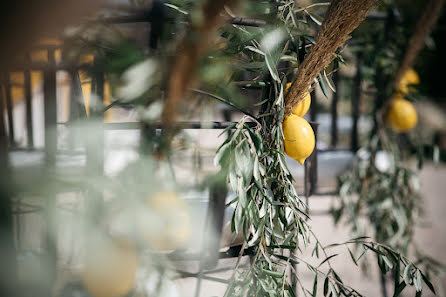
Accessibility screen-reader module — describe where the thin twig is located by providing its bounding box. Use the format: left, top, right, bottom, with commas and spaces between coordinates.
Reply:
191, 88, 259, 121
294, 2, 331, 13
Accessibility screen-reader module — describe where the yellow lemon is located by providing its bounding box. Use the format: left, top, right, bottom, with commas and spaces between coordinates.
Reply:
387, 95, 418, 132
283, 114, 315, 164
398, 68, 420, 95
286, 82, 311, 117
145, 192, 192, 250
82, 238, 138, 297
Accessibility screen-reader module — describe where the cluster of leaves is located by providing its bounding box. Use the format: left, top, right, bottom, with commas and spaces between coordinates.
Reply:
211, 1, 442, 297
332, 137, 421, 253
333, 1, 446, 295
215, 110, 310, 296
61, 0, 444, 296
215, 93, 437, 297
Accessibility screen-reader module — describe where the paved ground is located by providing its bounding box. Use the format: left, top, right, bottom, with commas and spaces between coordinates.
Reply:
173, 162, 446, 297
9, 125, 445, 297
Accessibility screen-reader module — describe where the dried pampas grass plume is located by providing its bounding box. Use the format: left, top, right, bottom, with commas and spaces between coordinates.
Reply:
285, 0, 376, 116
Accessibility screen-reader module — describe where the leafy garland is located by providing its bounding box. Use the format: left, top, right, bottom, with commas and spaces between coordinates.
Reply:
213, 2, 439, 297
215, 76, 437, 296
332, 1, 446, 294
65, 0, 442, 296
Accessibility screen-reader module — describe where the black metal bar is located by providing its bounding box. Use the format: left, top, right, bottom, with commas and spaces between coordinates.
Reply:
0, 84, 7, 167
3, 74, 14, 145
330, 63, 339, 148
59, 121, 257, 130
43, 49, 57, 165
0, 82, 17, 295
351, 53, 363, 152
99, 11, 267, 27
309, 122, 319, 195
174, 270, 229, 284
24, 54, 34, 147
42, 47, 58, 297
310, 92, 317, 122
203, 184, 228, 269
372, 8, 396, 136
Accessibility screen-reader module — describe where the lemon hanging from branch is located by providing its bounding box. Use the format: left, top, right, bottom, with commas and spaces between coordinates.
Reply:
387, 94, 418, 132
282, 115, 315, 164
286, 82, 311, 117
397, 68, 420, 95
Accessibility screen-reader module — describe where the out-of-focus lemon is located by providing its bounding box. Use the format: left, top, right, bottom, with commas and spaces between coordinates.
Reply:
285, 82, 311, 117
145, 192, 192, 250
398, 68, 420, 94
387, 94, 418, 132
82, 238, 138, 297
283, 114, 315, 164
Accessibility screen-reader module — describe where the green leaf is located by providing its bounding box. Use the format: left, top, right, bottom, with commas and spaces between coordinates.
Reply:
273, 254, 299, 265
329, 282, 339, 297
318, 73, 328, 99
347, 247, 358, 266
324, 70, 336, 93
254, 98, 269, 106
261, 268, 284, 278
420, 271, 436, 295
306, 10, 323, 26
323, 277, 329, 296
214, 142, 231, 166
312, 274, 318, 297
415, 270, 422, 292
318, 254, 338, 268
233, 204, 243, 235
392, 281, 406, 297
265, 52, 280, 82
312, 242, 319, 258
394, 258, 400, 290
245, 45, 265, 56
332, 271, 343, 284
349, 235, 371, 241
218, 123, 236, 136
378, 255, 388, 274
403, 263, 412, 285
382, 255, 394, 269
248, 130, 263, 154
363, 244, 385, 256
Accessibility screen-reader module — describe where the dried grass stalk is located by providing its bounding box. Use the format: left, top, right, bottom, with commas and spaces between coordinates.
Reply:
284, 0, 376, 115
394, 0, 445, 86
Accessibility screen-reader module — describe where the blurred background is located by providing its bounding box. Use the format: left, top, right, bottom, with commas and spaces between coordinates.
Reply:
0, 0, 445, 297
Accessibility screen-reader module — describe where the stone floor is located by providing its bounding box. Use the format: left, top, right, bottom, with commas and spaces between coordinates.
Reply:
173, 162, 446, 297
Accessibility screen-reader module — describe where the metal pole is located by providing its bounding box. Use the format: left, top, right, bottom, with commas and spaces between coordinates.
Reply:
0, 79, 17, 297
310, 92, 317, 123
44, 49, 57, 166
351, 53, 363, 152
330, 62, 339, 148
43, 47, 58, 297
3, 74, 14, 146
310, 123, 319, 195
24, 53, 34, 147
372, 8, 396, 136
